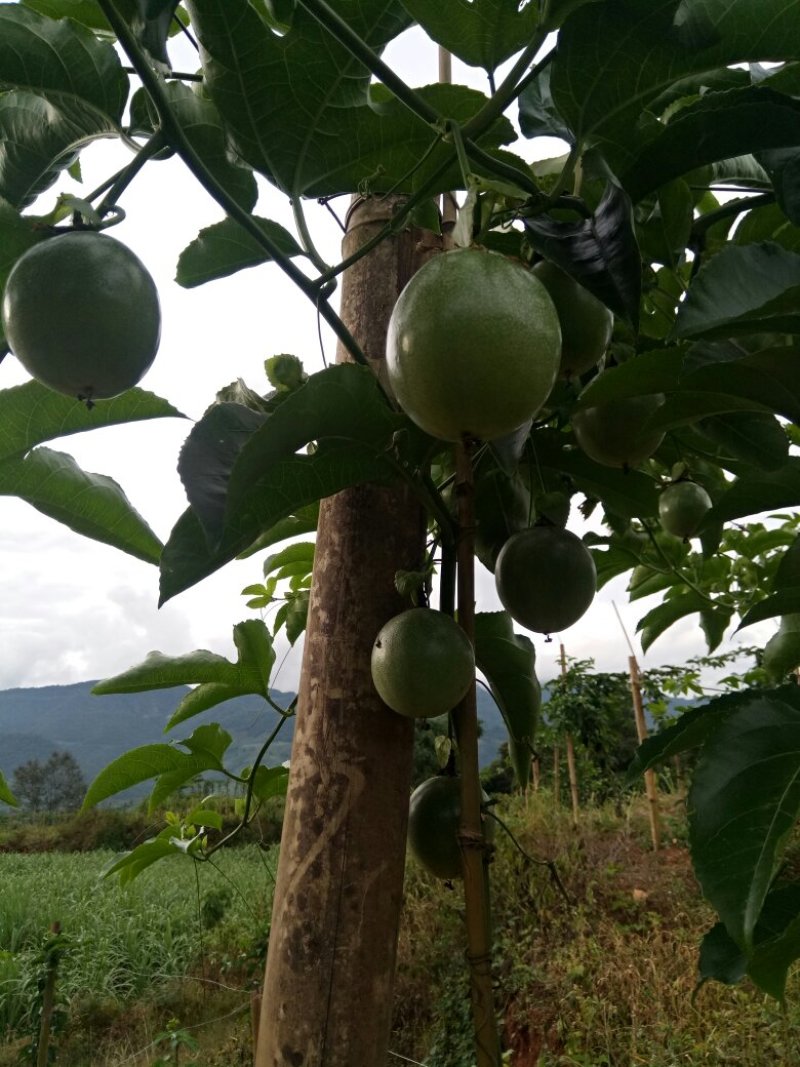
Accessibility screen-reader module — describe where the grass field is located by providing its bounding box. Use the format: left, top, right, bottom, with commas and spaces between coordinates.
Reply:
2, 794, 800, 1065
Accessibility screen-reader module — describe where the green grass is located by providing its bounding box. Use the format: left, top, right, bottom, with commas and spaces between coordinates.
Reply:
0, 845, 275, 1062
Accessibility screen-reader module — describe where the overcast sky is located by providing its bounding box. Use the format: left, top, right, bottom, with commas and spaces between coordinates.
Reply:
0, 25, 772, 694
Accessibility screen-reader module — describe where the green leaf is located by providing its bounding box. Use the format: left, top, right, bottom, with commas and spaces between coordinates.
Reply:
0, 771, 18, 808
697, 922, 748, 988
689, 688, 800, 950
250, 763, 290, 802
0, 6, 128, 207
398, 0, 539, 73
737, 587, 800, 631
236, 502, 319, 559
162, 80, 257, 212
0, 199, 43, 343
0, 382, 184, 463
160, 365, 404, 602
623, 88, 800, 202
550, 0, 800, 174
186, 805, 224, 830
698, 412, 789, 471
262, 541, 315, 578
83, 743, 218, 808
636, 589, 708, 653
284, 590, 310, 645
708, 458, 800, 524
699, 604, 733, 653
675, 242, 800, 339
164, 683, 243, 731
573, 349, 683, 408
746, 885, 800, 1000
518, 64, 574, 143
176, 215, 304, 287
102, 837, 188, 885
0, 446, 162, 563
95, 619, 275, 701
523, 181, 641, 324
178, 722, 233, 764
474, 611, 541, 788
188, 0, 513, 197
736, 201, 800, 253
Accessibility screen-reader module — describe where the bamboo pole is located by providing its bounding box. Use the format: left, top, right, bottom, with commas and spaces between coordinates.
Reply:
628, 655, 662, 851
453, 441, 502, 1067
560, 644, 580, 826
553, 745, 560, 806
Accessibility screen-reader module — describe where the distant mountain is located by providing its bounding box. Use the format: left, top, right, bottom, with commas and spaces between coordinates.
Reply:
0, 682, 509, 803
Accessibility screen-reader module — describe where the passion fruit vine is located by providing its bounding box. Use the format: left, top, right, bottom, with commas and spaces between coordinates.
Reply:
2, 230, 161, 402
386, 247, 561, 442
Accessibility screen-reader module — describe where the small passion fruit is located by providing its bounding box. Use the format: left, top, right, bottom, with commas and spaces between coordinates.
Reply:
658, 481, 713, 540
531, 260, 614, 379
571, 389, 665, 468
2, 230, 161, 402
495, 525, 597, 634
386, 247, 561, 442
370, 608, 475, 719
407, 776, 494, 880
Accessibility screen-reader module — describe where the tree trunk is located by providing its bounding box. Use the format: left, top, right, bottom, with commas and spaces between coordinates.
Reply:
257, 198, 438, 1067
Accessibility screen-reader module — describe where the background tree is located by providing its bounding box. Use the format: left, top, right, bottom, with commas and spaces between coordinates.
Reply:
12, 751, 86, 813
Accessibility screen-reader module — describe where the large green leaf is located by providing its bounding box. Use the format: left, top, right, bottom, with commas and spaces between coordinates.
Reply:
398, 0, 539, 73
737, 587, 800, 630
83, 742, 220, 808
474, 611, 541, 788
549, 0, 800, 173
0, 5, 128, 206
161, 80, 257, 212
176, 216, 304, 288
523, 182, 641, 324
708, 458, 800, 523
0, 382, 184, 463
187, 0, 513, 197
623, 88, 800, 202
0, 446, 162, 563
93, 619, 275, 701
636, 588, 708, 653
689, 688, 800, 950
675, 243, 800, 339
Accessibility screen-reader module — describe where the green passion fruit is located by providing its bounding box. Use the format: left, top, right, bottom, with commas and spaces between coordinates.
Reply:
386, 247, 561, 442
407, 776, 494, 880
571, 389, 665, 468
495, 525, 597, 634
531, 260, 614, 379
2, 230, 161, 402
763, 615, 800, 683
658, 481, 713, 540
370, 608, 475, 719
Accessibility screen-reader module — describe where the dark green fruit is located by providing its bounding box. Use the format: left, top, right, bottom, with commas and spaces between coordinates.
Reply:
658, 481, 712, 539
370, 608, 474, 718
763, 615, 800, 683
386, 247, 561, 442
532, 260, 614, 378
2, 230, 161, 401
407, 776, 493, 880
495, 525, 597, 634
571, 389, 665, 468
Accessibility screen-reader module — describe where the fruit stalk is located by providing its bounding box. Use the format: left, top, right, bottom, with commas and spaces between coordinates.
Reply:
452, 440, 502, 1067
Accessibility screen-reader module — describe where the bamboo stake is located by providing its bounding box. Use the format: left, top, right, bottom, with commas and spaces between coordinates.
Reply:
560, 644, 580, 826
628, 655, 662, 851
453, 440, 502, 1067
552, 745, 560, 805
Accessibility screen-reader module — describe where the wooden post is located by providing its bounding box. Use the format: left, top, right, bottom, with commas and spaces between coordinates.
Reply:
628, 655, 662, 851
552, 746, 560, 806
560, 644, 580, 826
257, 198, 434, 1067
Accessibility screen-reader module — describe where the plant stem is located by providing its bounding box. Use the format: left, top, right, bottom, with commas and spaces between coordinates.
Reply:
97, 0, 369, 367
96, 132, 169, 217
461, 32, 551, 142
452, 439, 502, 1067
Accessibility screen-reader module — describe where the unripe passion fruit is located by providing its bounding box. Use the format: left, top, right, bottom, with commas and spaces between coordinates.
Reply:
495, 525, 597, 634
531, 260, 613, 378
571, 389, 665, 468
407, 776, 494, 880
763, 615, 800, 683
658, 481, 713, 539
370, 608, 475, 718
2, 230, 161, 401
386, 247, 561, 442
